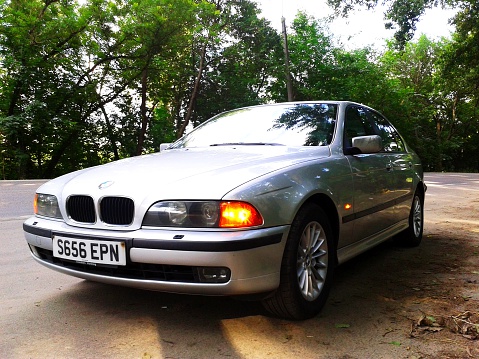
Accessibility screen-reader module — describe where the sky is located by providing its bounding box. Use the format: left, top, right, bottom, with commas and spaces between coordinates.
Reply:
255, 0, 458, 49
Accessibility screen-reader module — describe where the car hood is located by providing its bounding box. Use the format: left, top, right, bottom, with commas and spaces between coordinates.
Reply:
39, 146, 330, 202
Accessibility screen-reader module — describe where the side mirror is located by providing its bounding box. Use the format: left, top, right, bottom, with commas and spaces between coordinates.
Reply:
348, 135, 383, 155
159, 143, 172, 152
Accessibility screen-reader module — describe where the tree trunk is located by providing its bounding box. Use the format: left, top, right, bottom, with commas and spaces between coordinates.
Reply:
100, 104, 120, 161
136, 68, 149, 155
42, 128, 81, 178
177, 42, 207, 138
282, 17, 294, 102
434, 114, 443, 172
6, 75, 32, 179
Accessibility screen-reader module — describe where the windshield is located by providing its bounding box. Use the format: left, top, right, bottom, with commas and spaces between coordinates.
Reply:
170, 103, 338, 149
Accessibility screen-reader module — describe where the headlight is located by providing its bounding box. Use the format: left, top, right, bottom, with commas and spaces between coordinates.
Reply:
159, 201, 189, 225
142, 201, 263, 228
34, 193, 62, 219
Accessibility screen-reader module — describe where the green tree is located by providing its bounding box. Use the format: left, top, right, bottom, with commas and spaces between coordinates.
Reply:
326, 0, 458, 48
192, 0, 283, 125
0, 0, 90, 178
0, 0, 204, 177
440, 2, 479, 171
0, 0, 283, 178
380, 35, 479, 171
169, 0, 282, 138
270, 12, 400, 109
276, 12, 335, 101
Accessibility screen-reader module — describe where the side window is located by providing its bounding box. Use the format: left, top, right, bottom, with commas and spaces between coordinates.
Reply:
368, 111, 405, 152
344, 106, 375, 148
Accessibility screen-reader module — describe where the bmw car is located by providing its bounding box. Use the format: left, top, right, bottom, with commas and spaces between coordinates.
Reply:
23, 101, 425, 320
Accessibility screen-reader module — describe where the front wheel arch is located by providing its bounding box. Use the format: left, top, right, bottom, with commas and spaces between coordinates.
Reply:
262, 203, 336, 320
300, 194, 340, 262
397, 184, 425, 247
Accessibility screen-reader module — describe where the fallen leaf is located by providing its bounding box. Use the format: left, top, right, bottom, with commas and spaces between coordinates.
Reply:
412, 311, 479, 340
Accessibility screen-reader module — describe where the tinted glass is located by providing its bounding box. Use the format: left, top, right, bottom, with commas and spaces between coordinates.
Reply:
170, 103, 337, 148
368, 111, 405, 152
344, 106, 376, 148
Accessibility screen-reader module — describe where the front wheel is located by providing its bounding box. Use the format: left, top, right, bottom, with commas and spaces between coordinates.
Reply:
262, 204, 335, 320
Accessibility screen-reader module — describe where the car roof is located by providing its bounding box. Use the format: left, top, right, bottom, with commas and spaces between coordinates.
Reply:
234, 101, 367, 110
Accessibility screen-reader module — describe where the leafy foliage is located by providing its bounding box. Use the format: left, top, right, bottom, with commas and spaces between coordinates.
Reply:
0, 0, 478, 179
326, 0, 456, 48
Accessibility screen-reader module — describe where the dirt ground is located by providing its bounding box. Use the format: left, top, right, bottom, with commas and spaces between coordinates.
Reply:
304, 172, 479, 359
111, 173, 479, 359
2, 174, 478, 359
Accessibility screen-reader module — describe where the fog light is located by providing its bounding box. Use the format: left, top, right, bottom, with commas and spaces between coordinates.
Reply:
28, 244, 40, 258
197, 267, 231, 283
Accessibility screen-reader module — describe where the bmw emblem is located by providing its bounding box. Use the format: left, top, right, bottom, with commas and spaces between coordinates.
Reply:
98, 181, 114, 190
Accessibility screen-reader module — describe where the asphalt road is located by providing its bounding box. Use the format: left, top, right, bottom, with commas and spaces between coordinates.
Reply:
0, 180, 44, 219
1, 173, 478, 359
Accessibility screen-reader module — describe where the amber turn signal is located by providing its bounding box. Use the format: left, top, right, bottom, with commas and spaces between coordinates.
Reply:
219, 201, 263, 228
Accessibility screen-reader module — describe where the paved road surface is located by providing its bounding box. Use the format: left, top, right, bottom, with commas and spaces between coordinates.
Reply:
1, 173, 478, 359
0, 180, 45, 219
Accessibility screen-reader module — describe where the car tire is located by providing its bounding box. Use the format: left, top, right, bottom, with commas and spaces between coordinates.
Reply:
397, 190, 424, 247
262, 203, 335, 320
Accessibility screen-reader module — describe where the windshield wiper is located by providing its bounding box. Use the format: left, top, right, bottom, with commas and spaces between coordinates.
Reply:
210, 142, 284, 146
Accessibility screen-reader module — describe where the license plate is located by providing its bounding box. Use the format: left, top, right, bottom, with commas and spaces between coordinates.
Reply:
53, 236, 126, 266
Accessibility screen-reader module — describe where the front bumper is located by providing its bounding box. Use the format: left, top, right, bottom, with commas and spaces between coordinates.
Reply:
23, 216, 289, 295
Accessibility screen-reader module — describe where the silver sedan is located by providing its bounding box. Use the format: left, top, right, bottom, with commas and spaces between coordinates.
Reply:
23, 101, 425, 319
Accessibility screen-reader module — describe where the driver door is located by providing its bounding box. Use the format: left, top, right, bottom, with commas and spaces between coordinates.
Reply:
343, 105, 396, 245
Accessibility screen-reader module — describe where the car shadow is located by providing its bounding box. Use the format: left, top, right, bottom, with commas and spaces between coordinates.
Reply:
9, 229, 475, 359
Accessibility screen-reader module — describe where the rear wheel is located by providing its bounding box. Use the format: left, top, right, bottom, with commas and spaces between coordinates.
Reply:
398, 190, 424, 247
262, 203, 335, 320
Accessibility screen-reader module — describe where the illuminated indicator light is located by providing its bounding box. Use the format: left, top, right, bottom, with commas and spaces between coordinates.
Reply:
219, 202, 263, 228
344, 203, 352, 210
